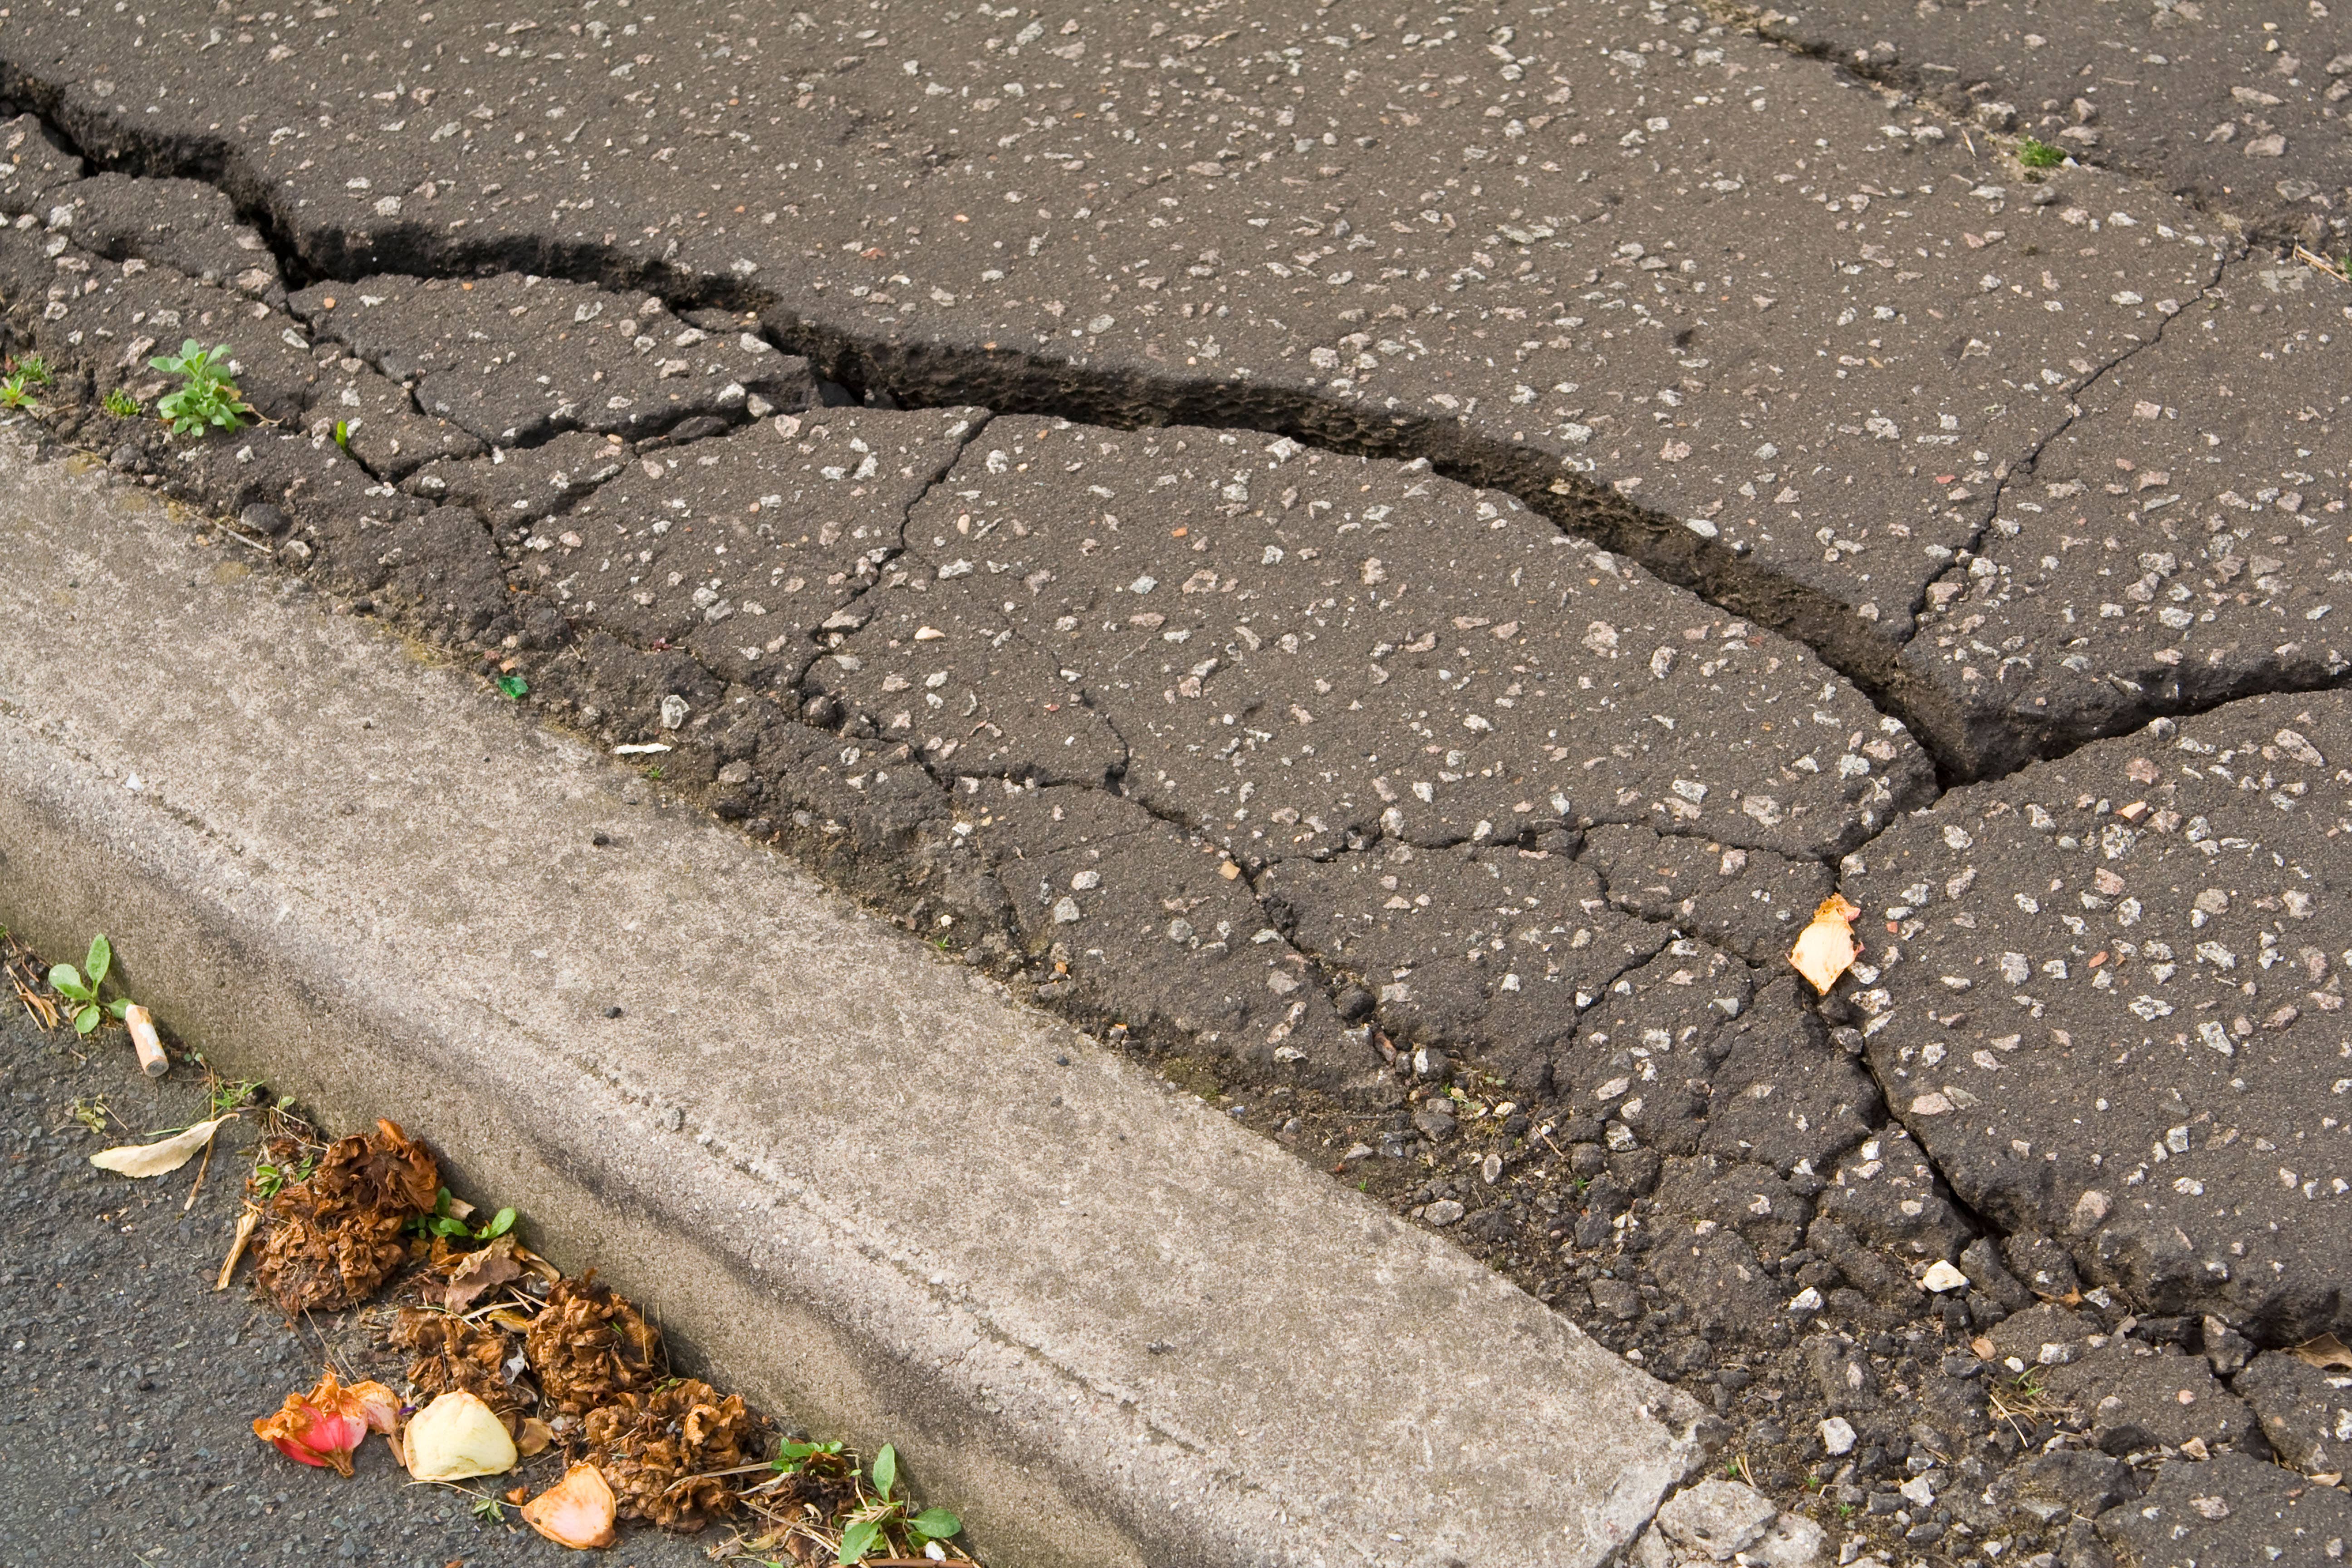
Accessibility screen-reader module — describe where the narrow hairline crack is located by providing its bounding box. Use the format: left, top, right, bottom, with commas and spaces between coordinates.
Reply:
1703, 2, 2321, 248
1900, 247, 2226, 638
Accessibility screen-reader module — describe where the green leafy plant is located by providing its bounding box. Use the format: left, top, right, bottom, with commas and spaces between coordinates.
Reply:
411, 1185, 518, 1244
2015, 136, 2064, 169
208, 1077, 264, 1120
14, 353, 53, 385
469, 1494, 506, 1523
332, 418, 351, 449
150, 339, 253, 437
834, 1444, 961, 1564
769, 1439, 845, 1475
250, 1152, 316, 1199
495, 673, 529, 700
0, 372, 39, 410
48, 936, 132, 1036
69, 1095, 111, 1134
102, 387, 142, 417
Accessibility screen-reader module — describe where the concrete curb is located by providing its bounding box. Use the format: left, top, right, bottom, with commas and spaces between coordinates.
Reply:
0, 433, 1709, 1564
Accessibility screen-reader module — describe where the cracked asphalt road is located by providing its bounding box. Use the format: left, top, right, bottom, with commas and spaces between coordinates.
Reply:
0, 0, 2347, 1561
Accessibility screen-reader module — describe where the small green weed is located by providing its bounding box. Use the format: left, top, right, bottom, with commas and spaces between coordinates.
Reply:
207, 1077, 264, 1120
766, 1441, 961, 1565
48, 935, 132, 1037
2015, 137, 2064, 169
770, 1439, 845, 1475
332, 418, 350, 449
834, 1444, 962, 1565
410, 1185, 518, 1244
495, 673, 529, 700
14, 353, 52, 385
250, 1152, 316, 1200
469, 1494, 506, 1524
150, 339, 253, 437
102, 387, 142, 417
0, 372, 39, 410
69, 1095, 110, 1135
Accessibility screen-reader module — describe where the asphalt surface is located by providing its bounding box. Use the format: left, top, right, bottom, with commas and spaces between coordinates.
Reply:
1751, 0, 2352, 240
0, 1001, 715, 1568
0, 0, 2346, 1557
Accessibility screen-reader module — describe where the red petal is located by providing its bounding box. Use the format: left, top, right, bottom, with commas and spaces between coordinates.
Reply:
270, 1436, 330, 1467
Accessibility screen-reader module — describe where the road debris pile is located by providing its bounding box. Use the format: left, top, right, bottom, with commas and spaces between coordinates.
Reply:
251, 1117, 440, 1314
219, 1107, 973, 1561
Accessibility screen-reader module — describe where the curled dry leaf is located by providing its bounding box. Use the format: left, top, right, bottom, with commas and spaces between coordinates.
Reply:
251, 1367, 402, 1477
525, 1274, 662, 1416
1789, 892, 1863, 995
252, 1118, 438, 1316
404, 1390, 519, 1482
516, 1416, 556, 1458
583, 1377, 757, 1531
2292, 1333, 2352, 1371
522, 1462, 621, 1550
90, 1115, 232, 1179
392, 1306, 533, 1423
434, 1232, 524, 1313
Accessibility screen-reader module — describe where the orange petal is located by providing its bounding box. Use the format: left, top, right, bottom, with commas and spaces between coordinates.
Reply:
521, 1463, 620, 1550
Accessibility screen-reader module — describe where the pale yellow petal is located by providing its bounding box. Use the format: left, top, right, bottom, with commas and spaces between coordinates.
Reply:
1789, 917, 1858, 995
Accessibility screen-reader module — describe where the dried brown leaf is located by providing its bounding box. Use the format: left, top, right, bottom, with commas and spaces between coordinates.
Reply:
584, 1378, 757, 1532
524, 1274, 662, 1417
2292, 1333, 2352, 1371
392, 1306, 533, 1423
252, 1118, 439, 1316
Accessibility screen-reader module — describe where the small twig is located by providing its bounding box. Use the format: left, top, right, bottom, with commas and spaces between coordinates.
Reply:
2294, 244, 2350, 283
12, 972, 60, 1029
183, 1132, 216, 1213
663, 1458, 789, 1489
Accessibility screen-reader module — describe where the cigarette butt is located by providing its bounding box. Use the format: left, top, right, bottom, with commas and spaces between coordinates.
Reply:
217, 1205, 261, 1292
125, 1004, 168, 1077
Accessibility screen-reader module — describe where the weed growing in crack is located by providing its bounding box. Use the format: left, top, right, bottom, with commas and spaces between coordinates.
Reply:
150, 339, 253, 436
12, 353, 53, 386
764, 1441, 961, 1565
2015, 137, 2064, 169
102, 387, 142, 417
